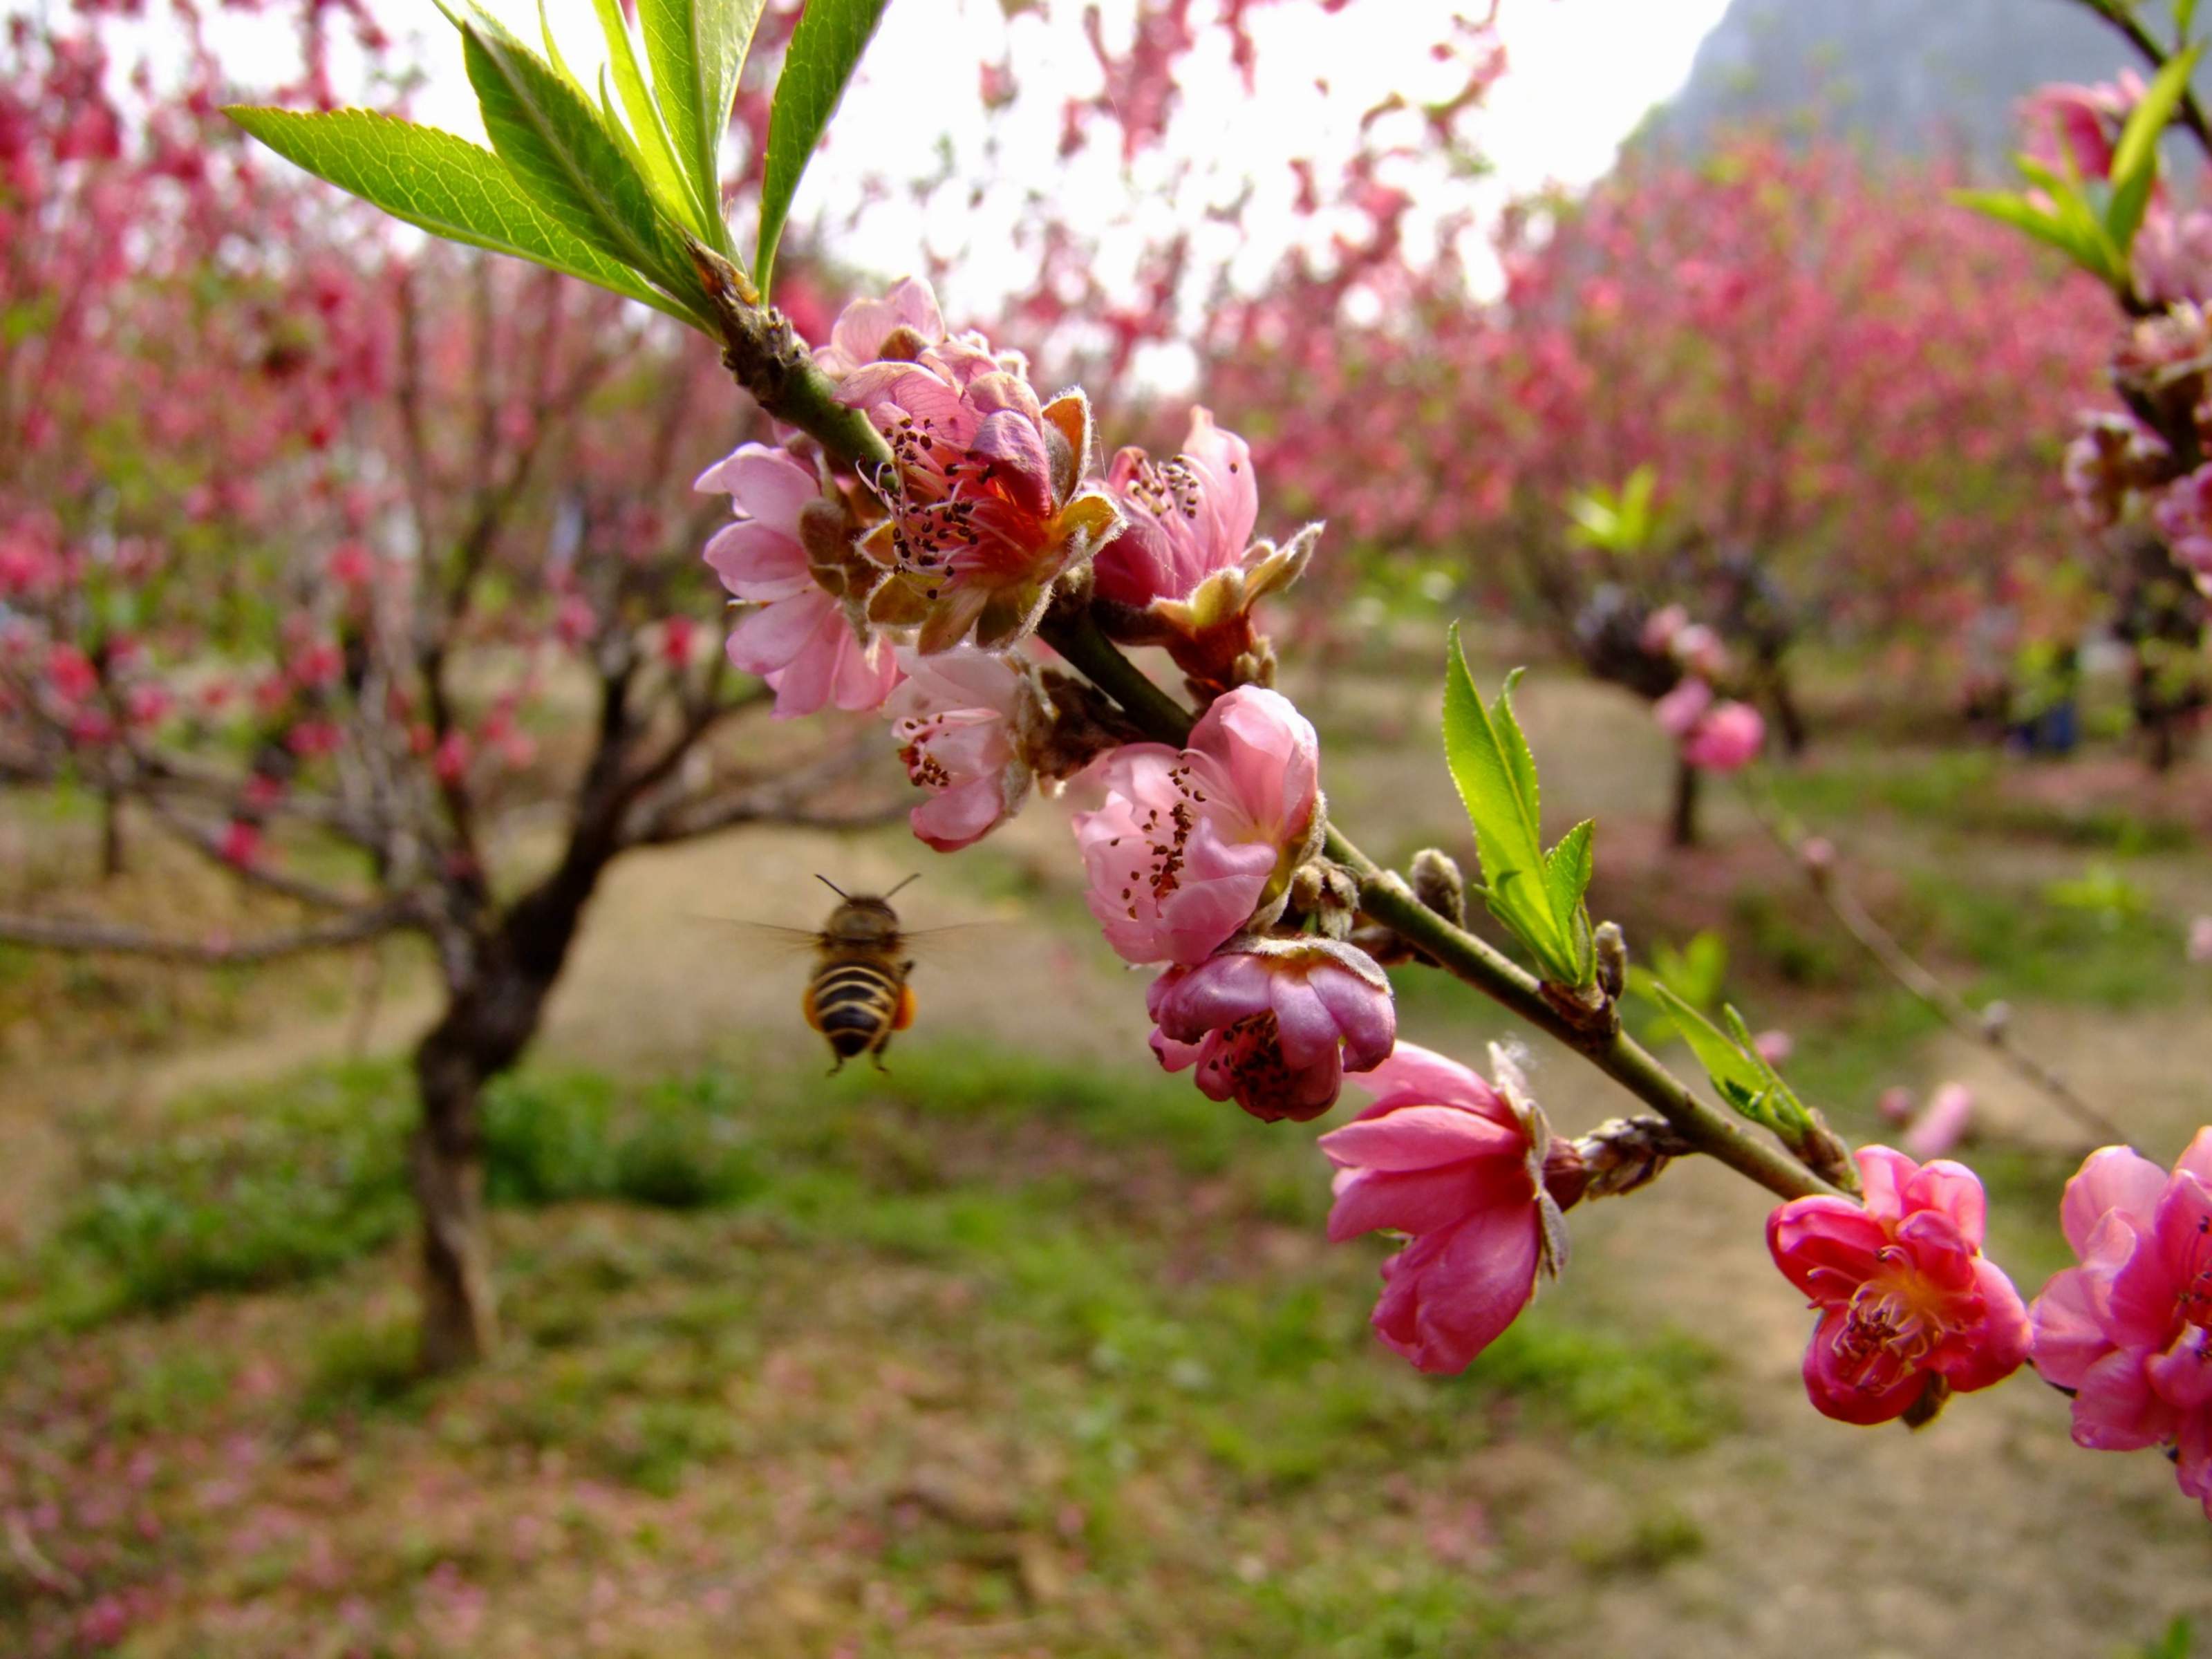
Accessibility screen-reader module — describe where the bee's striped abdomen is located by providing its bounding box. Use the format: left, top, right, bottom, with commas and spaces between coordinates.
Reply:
805, 959, 906, 1067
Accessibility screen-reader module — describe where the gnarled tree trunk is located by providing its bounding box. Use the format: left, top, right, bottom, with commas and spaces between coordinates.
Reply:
408, 834, 614, 1372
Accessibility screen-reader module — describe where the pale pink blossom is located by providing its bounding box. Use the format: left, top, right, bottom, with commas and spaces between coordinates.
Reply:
1903, 1082, 1975, 1161
1320, 1042, 1566, 1373
1768, 1145, 2030, 1425
1148, 937, 1395, 1122
1753, 1029, 1794, 1065
1681, 700, 1765, 771
2155, 466, 2212, 580
1652, 677, 1713, 738
1877, 1085, 1916, 1125
1638, 603, 1689, 655
838, 323, 1118, 653
698, 442, 898, 719
1092, 407, 1315, 688
885, 645, 1036, 852
814, 276, 946, 379
2189, 916, 2212, 964
2029, 1132, 2212, 1517
1071, 686, 1321, 966
1671, 622, 1728, 679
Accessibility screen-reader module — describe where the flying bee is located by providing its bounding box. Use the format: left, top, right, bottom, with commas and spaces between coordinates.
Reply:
801, 873, 919, 1073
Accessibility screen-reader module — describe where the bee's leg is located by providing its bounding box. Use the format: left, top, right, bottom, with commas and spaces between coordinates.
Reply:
825, 1051, 847, 1078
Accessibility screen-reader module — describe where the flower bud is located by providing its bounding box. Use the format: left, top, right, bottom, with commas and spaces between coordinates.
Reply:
1409, 848, 1467, 928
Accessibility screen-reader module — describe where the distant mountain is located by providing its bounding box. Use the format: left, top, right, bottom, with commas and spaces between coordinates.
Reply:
1642, 0, 2164, 169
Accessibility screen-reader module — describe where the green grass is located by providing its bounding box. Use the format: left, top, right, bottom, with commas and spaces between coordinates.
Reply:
1768, 747, 2194, 854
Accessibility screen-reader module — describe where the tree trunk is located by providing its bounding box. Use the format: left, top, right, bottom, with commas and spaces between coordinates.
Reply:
1669, 756, 1701, 850
405, 830, 617, 1372
100, 787, 124, 880
1761, 653, 1809, 759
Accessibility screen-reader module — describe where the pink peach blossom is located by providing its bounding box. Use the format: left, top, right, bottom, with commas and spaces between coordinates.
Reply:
885, 645, 1037, 852
814, 276, 947, 379
1652, 677, 1713, 738
1681, 700, 1765, 772
2189, 916, 2212, 964
1091, 406, 1316, 690
1320, 1042, 1566, 1373
1768, 1145, 2030, 1425
698, 442, 898, 719
1148, 937, 1395, 1122
2029, 1131, 2212, 1517
1903, 1082, 1975, 1161
1071, 686, 1320, 966
838, 324, 1118, 653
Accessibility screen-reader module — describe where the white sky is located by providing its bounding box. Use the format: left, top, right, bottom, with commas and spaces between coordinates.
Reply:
190, 0, 1731, 323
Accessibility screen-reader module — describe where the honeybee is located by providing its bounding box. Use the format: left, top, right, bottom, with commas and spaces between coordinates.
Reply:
801, 874, 919, 1073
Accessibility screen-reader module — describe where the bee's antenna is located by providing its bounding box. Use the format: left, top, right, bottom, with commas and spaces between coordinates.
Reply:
884, 872, 921, 899
815, 874, 850, 899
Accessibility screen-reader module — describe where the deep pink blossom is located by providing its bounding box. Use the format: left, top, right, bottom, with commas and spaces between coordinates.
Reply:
836, 303, 1119, 653
2155, 466, 2212, 579
885, 645, 1037, 852
1768, 1145, 2030, 1425
1148, 937, 1395, 1122
1071, 685, 1320, 966
2029, 1132, 2212, 1517
1320, 1042, 1566, 1373
698, 442, 898, 719
2023, 80, 2128, 181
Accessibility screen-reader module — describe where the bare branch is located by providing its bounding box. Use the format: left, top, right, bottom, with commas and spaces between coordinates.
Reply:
0, 904, 415, 965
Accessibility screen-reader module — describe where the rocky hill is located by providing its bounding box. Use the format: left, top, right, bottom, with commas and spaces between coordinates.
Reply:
1643, 0, 2160, 168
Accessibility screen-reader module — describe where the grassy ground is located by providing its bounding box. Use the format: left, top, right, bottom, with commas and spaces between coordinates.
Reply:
7, 657, 2212, 1655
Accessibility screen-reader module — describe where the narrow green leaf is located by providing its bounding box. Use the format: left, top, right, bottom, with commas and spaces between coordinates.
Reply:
757, 0, 890, 292
590, 0, 700, 230
2182, 0, 2201, 46
637, 0, 765, 247
1541, 819, 1594, 932
1721, 1004, 1810, 1134
2112, 45, 2201, 194
1953, 188, 2121, 283
2109, 45, 2203, 254
1441, 629, 1580, 982
538, 0, 585, 93
1651, 986, 1770, 1120
462, 19, 695, 297
224, 106, 701, 326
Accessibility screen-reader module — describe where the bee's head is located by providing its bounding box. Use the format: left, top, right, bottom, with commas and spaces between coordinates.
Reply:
823, 895, 902, 945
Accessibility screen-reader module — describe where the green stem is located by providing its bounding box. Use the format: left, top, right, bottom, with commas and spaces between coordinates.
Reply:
1327, 829, 1840, 1201
723, 307, 1841, 1206
1041, 610, 1196, 743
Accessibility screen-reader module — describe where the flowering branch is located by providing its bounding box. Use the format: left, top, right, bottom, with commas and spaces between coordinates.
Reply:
2074, 0, 2212, 160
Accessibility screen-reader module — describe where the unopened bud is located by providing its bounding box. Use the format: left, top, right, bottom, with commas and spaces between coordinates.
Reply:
1409, 849, 1466, 928
1799, 1117, 1859, 1195
1594, 921, 1627, 1000
1571, 1114, 1696, 1200
1799, 836, 1837, 878
1979, 1000, 2011, 1040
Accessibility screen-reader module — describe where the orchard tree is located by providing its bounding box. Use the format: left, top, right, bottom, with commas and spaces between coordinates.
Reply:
1197, 135, 2110, 770
0, 11, 885, 1371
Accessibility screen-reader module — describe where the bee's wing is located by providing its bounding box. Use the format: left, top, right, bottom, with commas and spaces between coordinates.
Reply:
895, 920, 1011, 962
691, 917, 824, 957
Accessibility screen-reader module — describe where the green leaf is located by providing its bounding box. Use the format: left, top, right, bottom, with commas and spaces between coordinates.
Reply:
462, 18, 695, 297
1441, 629, 1593, 986
590, 0, 700, 231
637, 0, 765, 247
2109, 45, 2203, 254
1650, 986, 1770, 1121
223, 106, 700, 326
1953, 188, 2121, 285
756, 0, 890, 292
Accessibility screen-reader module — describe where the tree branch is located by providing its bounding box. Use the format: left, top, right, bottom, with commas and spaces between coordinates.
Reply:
0, 905, 415, 965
